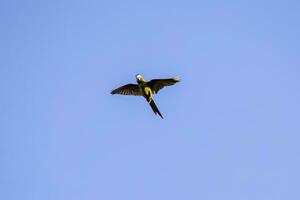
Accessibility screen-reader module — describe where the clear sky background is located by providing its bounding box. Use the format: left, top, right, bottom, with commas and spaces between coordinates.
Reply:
1, 0, 300, 199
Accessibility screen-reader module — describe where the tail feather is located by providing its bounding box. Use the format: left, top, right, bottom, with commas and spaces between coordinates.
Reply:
149, 100, 163, 119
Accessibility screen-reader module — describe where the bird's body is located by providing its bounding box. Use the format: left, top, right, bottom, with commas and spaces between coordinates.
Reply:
111, 74, 180, 118
136, 76, 153, 102
136, 75, 162, 118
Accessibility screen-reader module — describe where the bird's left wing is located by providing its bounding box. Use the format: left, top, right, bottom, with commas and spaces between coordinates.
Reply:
111, 84, 142, 96
147, 76, 180, 94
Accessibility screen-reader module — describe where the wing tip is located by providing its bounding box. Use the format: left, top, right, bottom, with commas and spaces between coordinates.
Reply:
173, 76, 181, 82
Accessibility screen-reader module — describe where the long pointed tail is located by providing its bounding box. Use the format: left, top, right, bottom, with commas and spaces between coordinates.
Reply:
149, 100, 163, 119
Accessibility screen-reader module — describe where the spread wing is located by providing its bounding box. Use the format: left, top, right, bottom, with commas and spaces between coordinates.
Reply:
111, 84, 142, 96
147, 76, 180, 94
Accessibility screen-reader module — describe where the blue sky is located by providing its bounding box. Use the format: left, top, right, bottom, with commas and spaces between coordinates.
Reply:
1, 0, 300, 199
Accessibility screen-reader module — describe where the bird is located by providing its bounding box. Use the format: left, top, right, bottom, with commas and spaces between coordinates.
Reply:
111, 74, 180, 118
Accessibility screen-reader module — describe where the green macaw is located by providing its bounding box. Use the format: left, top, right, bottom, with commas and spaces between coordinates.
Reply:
111, 74, 180, 118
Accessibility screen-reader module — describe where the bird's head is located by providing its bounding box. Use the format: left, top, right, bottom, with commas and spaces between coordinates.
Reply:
135, 74, 145, 82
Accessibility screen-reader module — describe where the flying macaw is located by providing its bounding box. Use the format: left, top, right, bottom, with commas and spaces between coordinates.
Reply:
111, 74, 180, 118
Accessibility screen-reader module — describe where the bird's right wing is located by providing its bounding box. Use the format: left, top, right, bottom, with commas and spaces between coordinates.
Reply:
147, 76, 180, 94
111, 84, 142, 96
